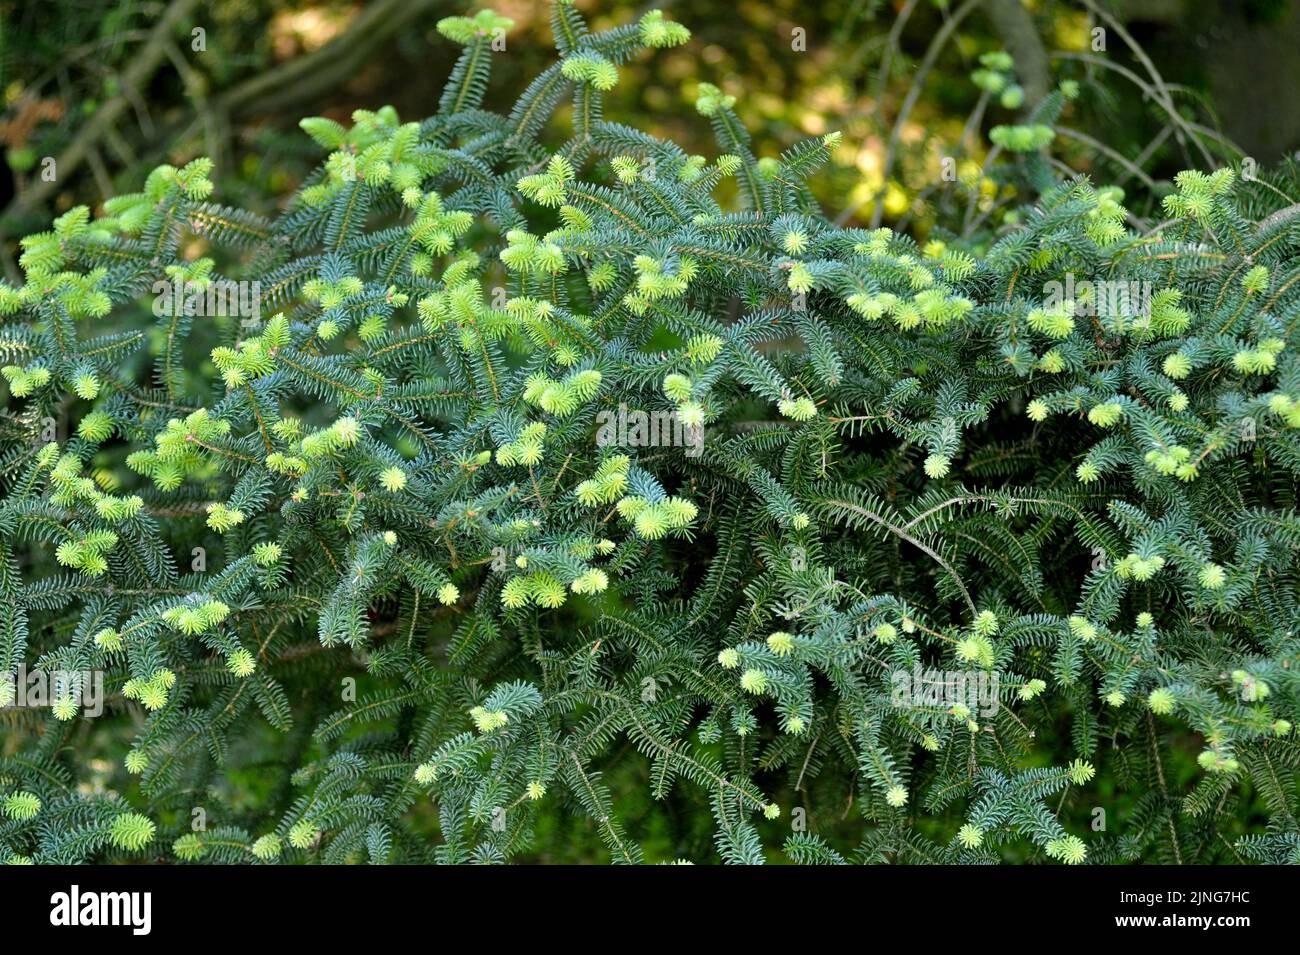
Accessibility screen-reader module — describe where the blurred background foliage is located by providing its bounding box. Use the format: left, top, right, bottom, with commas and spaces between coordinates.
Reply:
5, 0, 1299, 279
0, 0, 1293, 862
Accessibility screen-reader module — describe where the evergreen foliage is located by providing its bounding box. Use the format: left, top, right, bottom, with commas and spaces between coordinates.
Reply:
3, 2, 1300, 864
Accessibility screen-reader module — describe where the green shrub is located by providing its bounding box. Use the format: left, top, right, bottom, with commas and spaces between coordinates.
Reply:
2, 3, 1299, 865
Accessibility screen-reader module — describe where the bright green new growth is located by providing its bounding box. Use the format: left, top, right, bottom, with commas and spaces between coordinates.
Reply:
3, 2, 1300, 865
